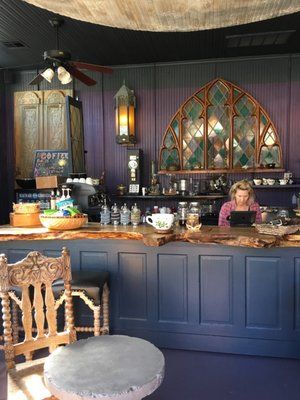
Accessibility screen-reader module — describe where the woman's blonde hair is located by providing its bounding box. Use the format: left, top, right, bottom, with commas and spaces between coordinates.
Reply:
229, 179, 255, 203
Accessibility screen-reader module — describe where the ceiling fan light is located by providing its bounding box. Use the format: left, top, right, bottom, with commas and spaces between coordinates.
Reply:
41, 67, 54, 83
57, 66, 72, 84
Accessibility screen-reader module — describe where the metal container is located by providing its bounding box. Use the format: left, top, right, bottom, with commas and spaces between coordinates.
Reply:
179, 179, 188, 194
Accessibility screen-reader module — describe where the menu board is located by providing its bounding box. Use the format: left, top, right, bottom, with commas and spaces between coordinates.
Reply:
33, 150, 70, 177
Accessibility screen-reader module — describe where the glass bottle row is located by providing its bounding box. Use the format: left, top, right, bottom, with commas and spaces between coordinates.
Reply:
100, 202, 141, 226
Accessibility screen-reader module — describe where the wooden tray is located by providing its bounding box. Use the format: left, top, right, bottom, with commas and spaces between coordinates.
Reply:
255, 224, 300, 236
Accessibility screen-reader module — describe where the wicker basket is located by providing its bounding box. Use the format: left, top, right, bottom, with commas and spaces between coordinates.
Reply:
39, 215, 88, 230
13, 202, 40, 214
255, 224, 300, 236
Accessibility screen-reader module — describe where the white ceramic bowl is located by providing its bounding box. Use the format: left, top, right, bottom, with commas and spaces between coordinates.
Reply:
267, 179, 276, 185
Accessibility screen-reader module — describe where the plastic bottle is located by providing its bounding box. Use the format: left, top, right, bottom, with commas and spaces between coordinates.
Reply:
56, 189, 61, 202
50, 190, 56, 210
292, 193, 297, 207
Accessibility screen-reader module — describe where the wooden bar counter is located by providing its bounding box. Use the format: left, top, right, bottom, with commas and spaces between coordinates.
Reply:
0, 223, 300, 247
0, 223, 299, 359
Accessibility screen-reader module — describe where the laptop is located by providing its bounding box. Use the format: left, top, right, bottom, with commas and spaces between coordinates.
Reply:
229, 211, 256, 227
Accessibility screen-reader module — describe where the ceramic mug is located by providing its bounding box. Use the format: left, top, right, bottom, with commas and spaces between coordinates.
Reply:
253, 179, 262, 186
279, 179, 288, 185
146, 214, 174, 231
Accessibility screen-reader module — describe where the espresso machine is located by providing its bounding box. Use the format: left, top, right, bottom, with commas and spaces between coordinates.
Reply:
64, 182, 108, 221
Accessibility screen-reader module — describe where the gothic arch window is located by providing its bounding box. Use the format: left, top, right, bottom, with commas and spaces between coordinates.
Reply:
159, 78, 283, 173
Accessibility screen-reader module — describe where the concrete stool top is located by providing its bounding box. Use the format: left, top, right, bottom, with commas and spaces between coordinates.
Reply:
44, 335, 165, 400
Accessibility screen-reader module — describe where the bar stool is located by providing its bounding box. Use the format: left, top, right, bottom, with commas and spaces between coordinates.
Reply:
52, 269, 110, 336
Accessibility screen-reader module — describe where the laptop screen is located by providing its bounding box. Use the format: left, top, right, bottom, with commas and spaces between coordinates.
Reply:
229, 211, 256, 227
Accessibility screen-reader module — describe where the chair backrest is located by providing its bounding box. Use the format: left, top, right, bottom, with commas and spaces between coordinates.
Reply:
0, 247, 76, 369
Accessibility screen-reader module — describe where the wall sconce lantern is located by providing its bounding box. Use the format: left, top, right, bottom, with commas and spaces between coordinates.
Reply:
114, 81, 136, 145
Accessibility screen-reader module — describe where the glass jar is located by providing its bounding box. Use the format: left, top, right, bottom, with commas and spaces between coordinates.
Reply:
131, 203, 141, 226
111, 203, 120, 226
177, 202, 188, 226
120, 203, 131, 225
100, 200, 111, 225
187, 202, 200, 228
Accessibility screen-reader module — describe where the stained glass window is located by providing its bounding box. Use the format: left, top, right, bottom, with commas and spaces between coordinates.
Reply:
233, 95, 256, 168
207, 82, 230, 168
159, 78, 282, 172
160, 129, 180, 170
182, 98, 204, 169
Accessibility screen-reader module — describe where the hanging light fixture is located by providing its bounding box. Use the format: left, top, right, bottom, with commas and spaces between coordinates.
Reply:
41, 67, 55, 83
114, 81, 136, 145
57, 66, 72, 85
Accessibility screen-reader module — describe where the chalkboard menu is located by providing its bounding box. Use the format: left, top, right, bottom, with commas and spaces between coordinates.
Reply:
33, 150, 70, 177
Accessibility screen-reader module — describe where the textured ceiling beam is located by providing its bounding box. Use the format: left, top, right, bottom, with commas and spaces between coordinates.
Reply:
22, 0, 300, 32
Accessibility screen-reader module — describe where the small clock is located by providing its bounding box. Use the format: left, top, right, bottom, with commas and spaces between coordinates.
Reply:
128, 159, 138, 169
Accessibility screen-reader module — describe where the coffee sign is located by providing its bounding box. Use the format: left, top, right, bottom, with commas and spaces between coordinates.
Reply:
33, 150, 70, 177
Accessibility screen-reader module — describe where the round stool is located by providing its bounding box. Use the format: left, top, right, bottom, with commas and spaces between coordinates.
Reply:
44, 335, 165, 400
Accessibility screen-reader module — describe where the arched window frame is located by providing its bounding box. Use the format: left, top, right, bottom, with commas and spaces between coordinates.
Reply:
159, 78, 283, 174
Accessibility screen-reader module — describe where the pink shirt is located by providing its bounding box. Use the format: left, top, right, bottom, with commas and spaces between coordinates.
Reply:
218, 200, 262, 227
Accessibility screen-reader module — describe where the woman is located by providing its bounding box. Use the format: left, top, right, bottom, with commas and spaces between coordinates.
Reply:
218, 180, 262, 227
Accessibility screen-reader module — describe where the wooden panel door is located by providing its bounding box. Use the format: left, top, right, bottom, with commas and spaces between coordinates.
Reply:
43, 89, 73, 150
14, 89, 73, 179
14, 91, 43, 178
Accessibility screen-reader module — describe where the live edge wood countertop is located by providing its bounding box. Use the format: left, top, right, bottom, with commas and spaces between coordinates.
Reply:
0, 223, 300, 248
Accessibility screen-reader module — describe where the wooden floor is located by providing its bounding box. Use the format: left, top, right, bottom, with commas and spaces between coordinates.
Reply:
2, 345, 300, 400
147, 349, 300, 400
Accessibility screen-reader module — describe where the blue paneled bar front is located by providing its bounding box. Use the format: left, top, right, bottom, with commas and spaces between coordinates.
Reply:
0, 236, 299, 359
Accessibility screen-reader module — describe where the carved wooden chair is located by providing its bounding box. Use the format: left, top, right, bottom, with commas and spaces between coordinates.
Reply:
0, 247, 76, 400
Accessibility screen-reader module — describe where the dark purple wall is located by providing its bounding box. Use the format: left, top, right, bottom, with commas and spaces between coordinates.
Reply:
1, 54, 300, 221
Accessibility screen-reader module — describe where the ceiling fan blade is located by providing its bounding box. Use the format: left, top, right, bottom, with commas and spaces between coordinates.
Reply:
67, 65, 97, 86
70, 61, 113, 74
28, 72, 45, 85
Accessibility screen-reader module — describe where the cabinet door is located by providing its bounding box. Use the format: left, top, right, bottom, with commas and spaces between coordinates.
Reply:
14, 89, 73, 179
14, 91, 43, 178
43, 89, 73, 150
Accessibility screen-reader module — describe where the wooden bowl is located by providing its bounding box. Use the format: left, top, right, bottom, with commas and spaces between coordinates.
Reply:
39, 215, 88, 230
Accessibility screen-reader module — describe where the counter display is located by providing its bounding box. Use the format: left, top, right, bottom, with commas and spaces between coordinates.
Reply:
0, 224, 299, 359
0, 223, 299, 247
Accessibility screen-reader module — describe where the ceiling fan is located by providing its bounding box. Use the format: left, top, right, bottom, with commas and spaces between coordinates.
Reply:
29, 18, 113, 86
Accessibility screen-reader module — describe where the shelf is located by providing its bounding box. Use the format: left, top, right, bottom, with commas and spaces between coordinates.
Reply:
253, 184, 300, 189
110, 194, 226, 200
159, 168, 285, 175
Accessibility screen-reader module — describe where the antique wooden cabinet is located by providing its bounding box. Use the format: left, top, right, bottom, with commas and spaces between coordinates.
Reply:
14, 89, 73, 178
